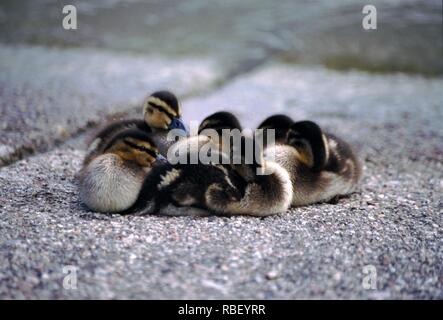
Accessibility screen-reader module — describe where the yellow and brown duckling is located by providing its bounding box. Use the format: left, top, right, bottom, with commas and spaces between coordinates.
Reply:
79, 128, 165, 213
124, 112, 292, 216
84, 90, 187, 165
258, 115, 362, 206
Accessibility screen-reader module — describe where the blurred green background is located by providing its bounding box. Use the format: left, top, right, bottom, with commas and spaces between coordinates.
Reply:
0, 0, 442, 75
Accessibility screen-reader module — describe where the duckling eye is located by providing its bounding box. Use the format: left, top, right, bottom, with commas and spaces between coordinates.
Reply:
147, 108, 154, 115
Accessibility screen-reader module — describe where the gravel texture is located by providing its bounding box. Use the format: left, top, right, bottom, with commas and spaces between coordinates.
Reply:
0, 63, 442, 299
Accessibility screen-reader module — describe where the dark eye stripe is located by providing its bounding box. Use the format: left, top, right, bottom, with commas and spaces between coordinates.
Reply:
148, 102, 175, 120
123, 139, 158, 158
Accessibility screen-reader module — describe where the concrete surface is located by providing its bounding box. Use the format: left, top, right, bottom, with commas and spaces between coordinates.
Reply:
1, 63, 442, 299
0, 44, 223, 166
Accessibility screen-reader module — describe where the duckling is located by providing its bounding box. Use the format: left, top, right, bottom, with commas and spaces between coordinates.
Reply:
258, 115, 362, 206
84, 90, 186, 165
118, 111, 239, 215
79, 128, 165, 213
125, 123, 292, 217
122, 111, 240, 215
198, 111, 243, 136
257, 114, 294, 145
187, 112, 292, 215
165, 111, 243, 165
204, 135, 293, 216
122, 151, 237, 216
197, 111, 243, 155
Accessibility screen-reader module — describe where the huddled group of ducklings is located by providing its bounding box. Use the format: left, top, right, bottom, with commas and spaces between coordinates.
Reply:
78, 90, 361, 216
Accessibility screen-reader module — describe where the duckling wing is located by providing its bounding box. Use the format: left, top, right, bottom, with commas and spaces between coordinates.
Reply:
323, 133, 362, 189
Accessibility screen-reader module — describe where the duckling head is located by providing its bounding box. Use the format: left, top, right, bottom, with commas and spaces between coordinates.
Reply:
287, 120, 327, 172
104, 128, 166, 167
198, 111, 243, 154
257, 114, 294, 145
198, 111, 242, 135
143, 91, 187, 133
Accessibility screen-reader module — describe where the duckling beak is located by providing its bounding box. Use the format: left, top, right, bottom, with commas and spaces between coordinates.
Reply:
168, 117, 188, 136
155, 154, 169, 164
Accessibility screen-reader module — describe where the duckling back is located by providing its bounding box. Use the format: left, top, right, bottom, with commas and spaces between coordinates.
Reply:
196, 116, 294, 216
324, 133, 362, 189
205, 160, 293, 216
79, 154, 146, 212
79, 128, 161, 213
84, 119, 150, 166
265, 120, 362, 206
269, 144, 349, 206
124, 158, 236, 216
